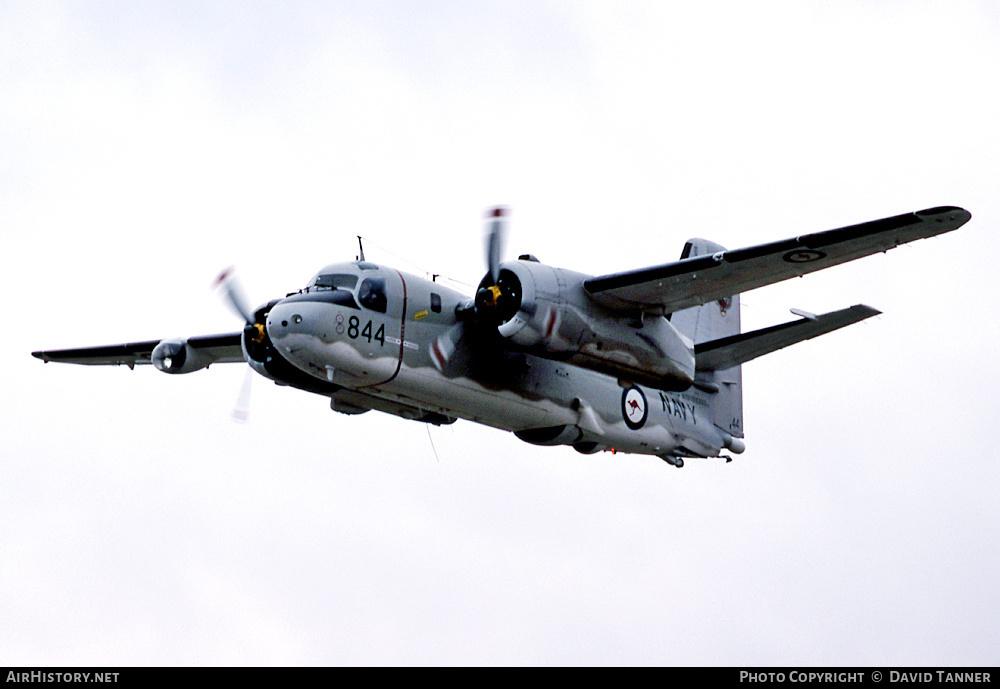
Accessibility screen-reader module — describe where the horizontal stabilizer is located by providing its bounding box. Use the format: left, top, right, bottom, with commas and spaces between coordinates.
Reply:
695, 304, 880, 371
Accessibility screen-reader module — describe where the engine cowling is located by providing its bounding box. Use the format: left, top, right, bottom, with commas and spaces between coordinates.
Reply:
151, 339, 212, 374
484, 260, 696, 391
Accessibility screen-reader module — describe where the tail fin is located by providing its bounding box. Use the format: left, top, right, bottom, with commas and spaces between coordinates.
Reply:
670, 239, 744, 440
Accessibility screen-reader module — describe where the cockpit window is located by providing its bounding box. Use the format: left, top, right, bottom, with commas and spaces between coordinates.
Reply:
358, 277, 387, 313
326, 290, 360, 309
281, 289, 359, 309
311, 273, 358, 291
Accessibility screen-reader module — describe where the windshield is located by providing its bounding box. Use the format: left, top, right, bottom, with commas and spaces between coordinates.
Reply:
310, 273, 358, 291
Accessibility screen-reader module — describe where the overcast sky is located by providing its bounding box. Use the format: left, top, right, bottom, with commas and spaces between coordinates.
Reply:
3, 0, 998, 666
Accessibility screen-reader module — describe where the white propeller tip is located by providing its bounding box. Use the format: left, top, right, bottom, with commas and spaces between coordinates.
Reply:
213, 266, 236, 288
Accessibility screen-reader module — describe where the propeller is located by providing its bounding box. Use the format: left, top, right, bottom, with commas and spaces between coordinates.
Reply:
214, 266, 267, 346
231, 365, 253, 423
476, 207, 507, 317
434, 207, 518, 371
485, 206, 506, 283
473, 206, 521, 325
213, 266, 260, 422
429, 322, 463, 373
213, 266, 254, 324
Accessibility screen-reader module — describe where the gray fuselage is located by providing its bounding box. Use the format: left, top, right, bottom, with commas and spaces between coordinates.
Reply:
259, 261, 731, 460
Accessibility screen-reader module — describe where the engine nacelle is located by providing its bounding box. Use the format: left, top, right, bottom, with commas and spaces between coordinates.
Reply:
150, 339, 212, 374
491, 261, 696, 391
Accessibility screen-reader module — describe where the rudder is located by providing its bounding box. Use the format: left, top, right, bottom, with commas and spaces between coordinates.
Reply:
670, 239, 744, 441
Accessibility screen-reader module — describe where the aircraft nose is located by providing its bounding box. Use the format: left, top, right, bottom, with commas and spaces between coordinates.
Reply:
266, 299, 327, 342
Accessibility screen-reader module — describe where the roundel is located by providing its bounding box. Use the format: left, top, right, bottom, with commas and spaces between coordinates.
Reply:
783, 249, 827, 263
621, 386, 648, 430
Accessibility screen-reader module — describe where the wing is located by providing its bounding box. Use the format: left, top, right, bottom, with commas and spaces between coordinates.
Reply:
32, 333, 244, 369
583, 206, 970, 313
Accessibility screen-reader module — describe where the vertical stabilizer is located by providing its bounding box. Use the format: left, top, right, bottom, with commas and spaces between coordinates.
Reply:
670, 239, 744, 440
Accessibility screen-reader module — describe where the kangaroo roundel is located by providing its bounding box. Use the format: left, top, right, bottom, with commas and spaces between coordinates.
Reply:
621, 386, 648, 430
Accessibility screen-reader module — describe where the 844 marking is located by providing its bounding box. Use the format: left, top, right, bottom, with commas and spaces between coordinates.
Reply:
346, 316, 385, 346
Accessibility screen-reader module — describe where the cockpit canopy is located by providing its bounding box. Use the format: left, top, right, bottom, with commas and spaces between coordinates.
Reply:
301, 263, 388, 314
311, 273, 358, 291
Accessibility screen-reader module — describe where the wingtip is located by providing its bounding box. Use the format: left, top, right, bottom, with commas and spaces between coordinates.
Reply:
915, 205, 971, 225
855, 304, 882, 318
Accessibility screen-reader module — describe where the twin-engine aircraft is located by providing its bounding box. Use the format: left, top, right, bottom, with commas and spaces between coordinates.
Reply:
33, 205, 970, 467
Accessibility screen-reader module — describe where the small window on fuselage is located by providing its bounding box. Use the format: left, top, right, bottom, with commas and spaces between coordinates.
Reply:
430, 293, 442, 313
358, 277, 387, 313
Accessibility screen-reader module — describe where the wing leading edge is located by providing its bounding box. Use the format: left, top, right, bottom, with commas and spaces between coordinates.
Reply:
584, 206, 970, 313
32, 333, 244, 369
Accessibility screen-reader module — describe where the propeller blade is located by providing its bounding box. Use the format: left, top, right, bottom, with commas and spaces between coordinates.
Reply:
213, 266, 255, 324
429, 324, 463, 373
231, 365, 253, 423
485, 206, 507, 284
